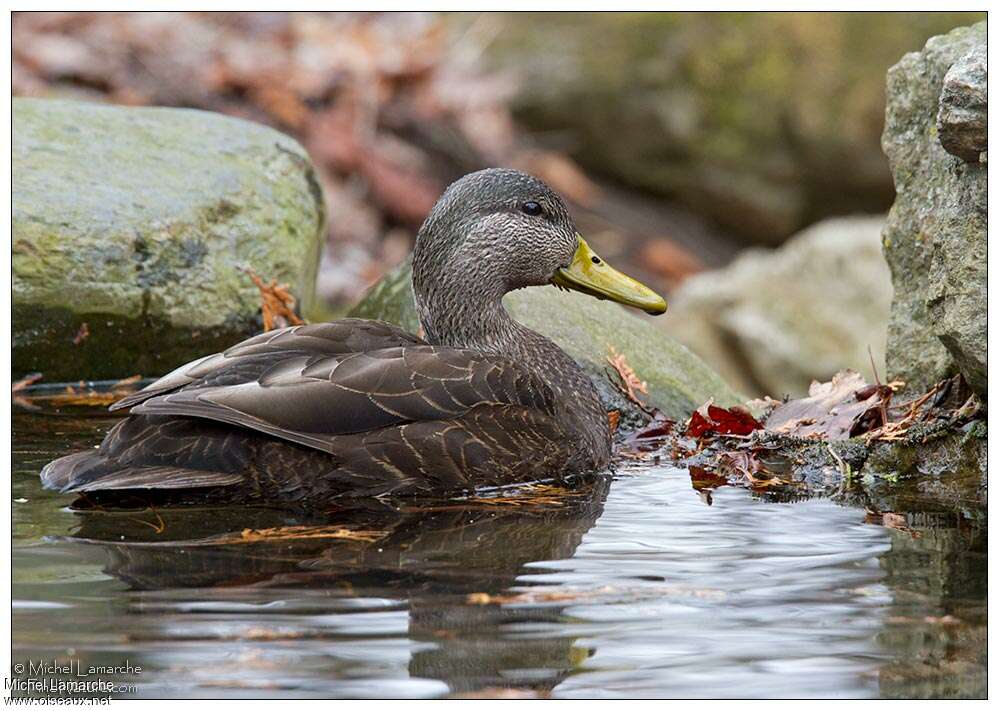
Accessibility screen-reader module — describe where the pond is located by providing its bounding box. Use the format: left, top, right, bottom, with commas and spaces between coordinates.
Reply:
12, 410, 986, 699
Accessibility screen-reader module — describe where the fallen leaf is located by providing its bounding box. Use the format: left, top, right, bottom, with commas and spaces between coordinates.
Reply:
688, 465, 728, 490
706, 404, 763, 435
685, 403, 762, 439
714, 449, 794, 489
632, 411, 675, 439
606, 345, 653, 413
765, 370, 885, 440
244, 267, 305, 331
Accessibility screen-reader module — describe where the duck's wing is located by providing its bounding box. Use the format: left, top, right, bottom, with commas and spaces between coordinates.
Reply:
110, 319, 424, 411
128, 346, 558, 456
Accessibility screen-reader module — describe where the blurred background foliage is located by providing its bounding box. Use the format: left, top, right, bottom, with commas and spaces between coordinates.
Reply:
12, 11, 983, 395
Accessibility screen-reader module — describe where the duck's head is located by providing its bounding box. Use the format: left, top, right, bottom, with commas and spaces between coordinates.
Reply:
413, 169, 667, 319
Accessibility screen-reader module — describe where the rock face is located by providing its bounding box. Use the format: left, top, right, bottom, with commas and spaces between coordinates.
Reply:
349, 258, 742, 422
937, 44, 987, 163
881, 23, 986, 396
661, 216, 892, 398
478, 12, 983, 244
13, 99, 325, 381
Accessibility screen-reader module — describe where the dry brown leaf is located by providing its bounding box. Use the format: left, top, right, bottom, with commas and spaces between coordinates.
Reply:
244, 267, 305, 331
606, 345, 653, 413
765, 370, 885, 440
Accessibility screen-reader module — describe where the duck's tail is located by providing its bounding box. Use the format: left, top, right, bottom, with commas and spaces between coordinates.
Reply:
40, 450, 246, 494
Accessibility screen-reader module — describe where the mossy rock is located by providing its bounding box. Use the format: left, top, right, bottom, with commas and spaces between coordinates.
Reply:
473, 12, 983, 244
881, 23, 986, 396
13, 98, 325, 381
350, 258, 742, 422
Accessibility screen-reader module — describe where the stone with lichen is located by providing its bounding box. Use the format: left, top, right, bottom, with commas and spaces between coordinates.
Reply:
881, 22, 986, 396
13, 98, 325, 381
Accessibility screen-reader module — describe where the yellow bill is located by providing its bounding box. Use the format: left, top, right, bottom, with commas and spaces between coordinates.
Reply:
551, 235, 667, 315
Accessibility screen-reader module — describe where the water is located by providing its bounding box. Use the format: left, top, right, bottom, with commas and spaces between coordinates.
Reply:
12, 412, 986, 699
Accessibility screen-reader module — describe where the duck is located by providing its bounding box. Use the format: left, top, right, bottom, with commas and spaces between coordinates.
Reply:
40, 169, 666, 506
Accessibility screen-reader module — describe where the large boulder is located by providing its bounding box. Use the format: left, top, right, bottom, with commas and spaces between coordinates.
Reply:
477, 12, 983, 244
13, 98, 325, 381
662, 216, 892, 398
349, 259, 742, 422
881, 23, 986, 396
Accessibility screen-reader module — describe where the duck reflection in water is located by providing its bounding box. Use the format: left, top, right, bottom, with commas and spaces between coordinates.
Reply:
60, 475, 612, 696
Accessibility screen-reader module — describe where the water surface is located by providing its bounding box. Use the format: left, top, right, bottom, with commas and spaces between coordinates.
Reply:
12, 412, 986, 699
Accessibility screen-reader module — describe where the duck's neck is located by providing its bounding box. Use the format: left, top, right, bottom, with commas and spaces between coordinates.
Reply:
414, 276, 516, 352
411, 255, 611, 469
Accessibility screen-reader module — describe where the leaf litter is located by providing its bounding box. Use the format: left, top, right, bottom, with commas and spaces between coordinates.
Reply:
614, 364, 983, 500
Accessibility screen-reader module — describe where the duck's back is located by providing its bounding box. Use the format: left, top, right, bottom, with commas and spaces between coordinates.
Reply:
41, 319, 578, 506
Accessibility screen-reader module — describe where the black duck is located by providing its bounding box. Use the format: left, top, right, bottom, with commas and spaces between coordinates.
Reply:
41, 169, 666, 505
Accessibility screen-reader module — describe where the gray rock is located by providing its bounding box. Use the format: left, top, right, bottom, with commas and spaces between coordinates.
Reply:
13, 98, 325, 381
349, 258, 742, 422
881, 22, 986, 396
937, 44, 987, 163
661, 216, 892, 398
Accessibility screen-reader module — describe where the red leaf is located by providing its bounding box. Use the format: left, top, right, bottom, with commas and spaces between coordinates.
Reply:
705, 405, 763, 435
685, 410, 713, 438
688, 465, 729, 490
685, 405, 762, 439
634, 412, 675, 439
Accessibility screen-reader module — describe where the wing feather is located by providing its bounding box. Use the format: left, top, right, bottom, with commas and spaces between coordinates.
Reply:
129, 346, 558, 456
111, 319, 423, 411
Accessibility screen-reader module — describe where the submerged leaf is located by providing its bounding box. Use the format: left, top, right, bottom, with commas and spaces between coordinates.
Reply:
688, 465, 728, 490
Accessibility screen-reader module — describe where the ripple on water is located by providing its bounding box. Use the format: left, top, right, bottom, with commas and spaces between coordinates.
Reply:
11, 413, 987, 699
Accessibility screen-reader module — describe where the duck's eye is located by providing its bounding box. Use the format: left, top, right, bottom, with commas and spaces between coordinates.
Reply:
521, 201, 543, 217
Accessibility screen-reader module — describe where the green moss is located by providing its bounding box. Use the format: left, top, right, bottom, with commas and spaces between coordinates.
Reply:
13, 98, 325, 379
12, 303, 264, 382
